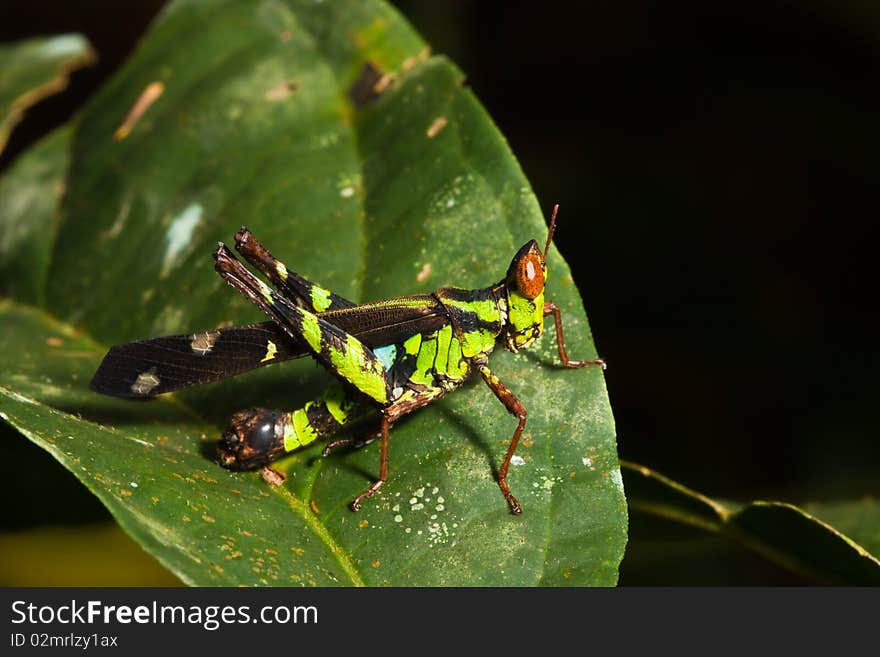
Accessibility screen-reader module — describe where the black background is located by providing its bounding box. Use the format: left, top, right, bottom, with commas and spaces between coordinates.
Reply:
2, 0, 878, 585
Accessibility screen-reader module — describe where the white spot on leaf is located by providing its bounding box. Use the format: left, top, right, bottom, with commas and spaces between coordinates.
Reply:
42, 34, 88, 57
162, 203, 203, 277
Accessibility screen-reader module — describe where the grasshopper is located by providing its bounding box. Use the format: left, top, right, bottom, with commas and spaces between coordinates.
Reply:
90, 205, 604, 514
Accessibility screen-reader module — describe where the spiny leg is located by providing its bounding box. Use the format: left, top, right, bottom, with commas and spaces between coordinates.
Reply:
348, 392, 438, 511
477, 364, 527, 515
349, 414, 390, 511
234, 228, 355, 312
543, 300, 606, 369
322, 426, 379, 457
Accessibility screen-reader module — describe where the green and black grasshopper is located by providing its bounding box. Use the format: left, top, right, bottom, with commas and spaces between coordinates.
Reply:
90, 206, 604, 514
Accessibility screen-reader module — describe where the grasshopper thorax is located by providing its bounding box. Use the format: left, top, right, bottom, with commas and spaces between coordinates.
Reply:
502, 239, 546, 352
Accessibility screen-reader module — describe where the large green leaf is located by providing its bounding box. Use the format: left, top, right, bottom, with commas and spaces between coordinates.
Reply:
0, 34, 95, 155
622, 461, 880, 584
0, 0, 625, 586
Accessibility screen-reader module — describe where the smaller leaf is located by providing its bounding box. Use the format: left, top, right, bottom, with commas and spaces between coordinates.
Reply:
0, 34, 95, 154
622, 460, 880, 584
0, 126, 72, 305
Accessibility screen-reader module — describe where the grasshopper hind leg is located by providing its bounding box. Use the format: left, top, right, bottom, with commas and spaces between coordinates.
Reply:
217, 384, 362, 476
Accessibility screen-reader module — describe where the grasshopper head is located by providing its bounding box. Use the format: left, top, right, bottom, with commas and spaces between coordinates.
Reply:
502, 205, 560, 352
503, 239, 547, 352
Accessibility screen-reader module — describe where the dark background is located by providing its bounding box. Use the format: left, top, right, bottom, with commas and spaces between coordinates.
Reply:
2, 0, 878, 584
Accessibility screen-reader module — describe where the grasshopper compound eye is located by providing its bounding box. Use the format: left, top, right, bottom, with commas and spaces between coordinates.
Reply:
515, 250, 545, 300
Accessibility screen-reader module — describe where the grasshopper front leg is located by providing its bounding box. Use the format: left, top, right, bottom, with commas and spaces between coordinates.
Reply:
544, 300, 606, 370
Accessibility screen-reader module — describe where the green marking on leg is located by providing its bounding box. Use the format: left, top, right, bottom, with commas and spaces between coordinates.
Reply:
286, 408, 319, 451
291, 302, 389, 404
326, 333, 388, 403
310, 285, 333, 312
322, 385, 354, 425
300, 310, 322, 352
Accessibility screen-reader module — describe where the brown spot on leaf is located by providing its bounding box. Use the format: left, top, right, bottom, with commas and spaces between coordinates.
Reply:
265, 80, 299, 102
46, 337, 63, 347
426, 116, 448, 138
310, 499, 320, 514
279, 31, 293, 42
349, 61, 393, 108
401, 47, 430, 74
371, 560, 381, 568
114, 81, 164, 141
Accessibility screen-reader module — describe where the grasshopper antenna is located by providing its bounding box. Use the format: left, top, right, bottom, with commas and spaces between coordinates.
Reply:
544, 203, 559, 257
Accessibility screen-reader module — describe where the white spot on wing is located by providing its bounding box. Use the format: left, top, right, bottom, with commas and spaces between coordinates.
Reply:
131, 369, 160, 395
190, 330, 220, 356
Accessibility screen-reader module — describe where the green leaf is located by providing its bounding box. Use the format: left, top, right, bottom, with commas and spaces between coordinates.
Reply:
0, 34, 95, 155
0, 126, 72, 305
0, 0, 625, 586
622, 461, 880, 584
